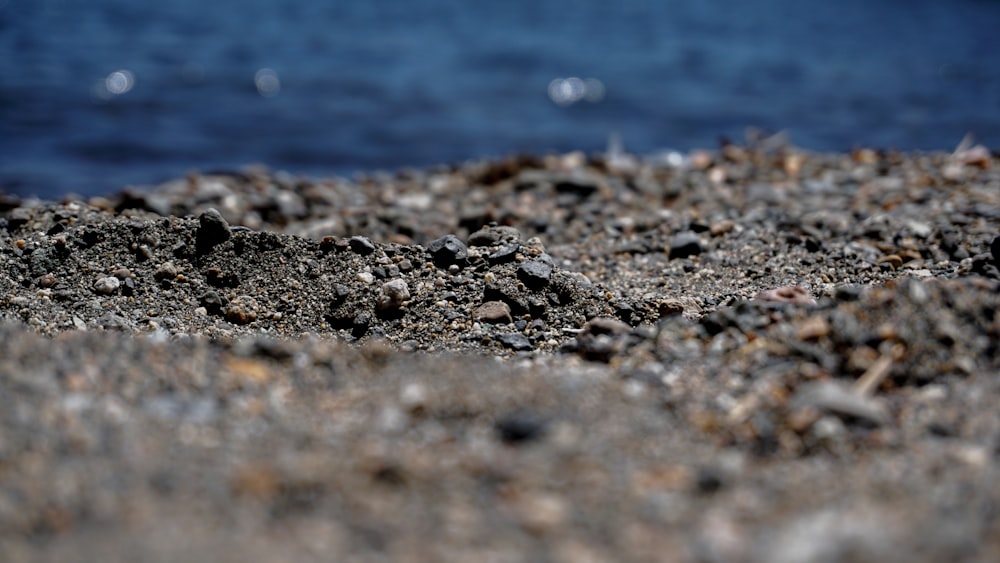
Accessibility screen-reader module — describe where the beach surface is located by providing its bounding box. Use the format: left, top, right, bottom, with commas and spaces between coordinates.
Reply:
2, 145, 999, 561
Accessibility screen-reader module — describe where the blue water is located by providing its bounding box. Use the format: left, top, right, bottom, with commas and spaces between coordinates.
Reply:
2, 0, 1000, 198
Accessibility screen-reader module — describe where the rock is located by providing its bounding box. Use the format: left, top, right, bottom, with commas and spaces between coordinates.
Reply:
378, 279, 410, 310
93, 276, 120, 295
474, 301, 512, 324
992, 235, 999, 267
495, 410, 547, 444
195, 208, 231, 254
225, 296, 259, 325
488, 244, 519, 265
427, 235, 468, 267
496, 333, 532, 351
348, 236, 376, 255
710, 220, 736, 236
755, 285, 817, 306
669, 231, 703, 259
153, 262, 179, 281
517, 260, 552, 290
467, 229, 500, 247
199, 290, 228, 315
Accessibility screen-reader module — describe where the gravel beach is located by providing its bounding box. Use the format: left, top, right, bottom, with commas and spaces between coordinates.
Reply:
2, 144, 999, 562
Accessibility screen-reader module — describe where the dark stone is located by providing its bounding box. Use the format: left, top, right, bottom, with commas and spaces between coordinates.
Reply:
496, 333, 533, 351
553, 175, 599, 197
695, 467, 725, 494
349, 236, 376, 255
992, 235, 999, 266
517, 260, 552, 290
467, 228, 500, 247
669, 231, 703, 259
196, 208, 231, 254
205, 267, 240, 288
494, 410, 547, 444
7, 208, 30, 231
427, 235, 468, 267
689, 221, 711, 233
330, 283, 351, 306
199, 290, 228, 316
488, 244, 519, 265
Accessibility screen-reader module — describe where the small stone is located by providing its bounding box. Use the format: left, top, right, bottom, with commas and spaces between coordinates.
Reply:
495, 410, 547, 444
378, 279, 410, 310
36, 274, 57, 288
467, 229, 500, 247
992, 236, 999, 266
877, 254, 903, 269
474, 301, 512, 324
496, 333, 533, 351
488, 244, 519, 265
669, 232, 703, 259
348, 236, 376, 255
427, 235, 468, 267
517, 260, 552, 290
356, 272, 374, 284
93, 276, 120, 294
196, 208, 231, 253
225, 296, 259, 325
154, 262, 178, 281
710, 220, 735, 236
797, 316, 831, 341
755, 285, 817, 306
199, 290, 228, 315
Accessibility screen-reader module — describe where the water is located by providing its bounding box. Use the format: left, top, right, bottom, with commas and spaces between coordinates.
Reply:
2, 0, 1000, 198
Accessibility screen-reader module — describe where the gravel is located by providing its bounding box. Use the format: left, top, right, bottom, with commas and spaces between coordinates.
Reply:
1, 145, 999, 561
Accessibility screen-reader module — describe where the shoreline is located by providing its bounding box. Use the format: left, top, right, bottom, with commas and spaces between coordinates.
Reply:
2, 147, 999, 561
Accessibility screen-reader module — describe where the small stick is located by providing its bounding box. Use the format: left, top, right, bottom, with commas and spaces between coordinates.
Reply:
853, 354, 893, 396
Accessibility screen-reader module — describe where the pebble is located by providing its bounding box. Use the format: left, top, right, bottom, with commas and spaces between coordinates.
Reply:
196, 208, 231, 253
494, 410, 547, 444
517, 260, 552, 290
754, 286, 817, 306
378, 279, 410, 310
225, 296, 259, 325
496, 333, 533, 351
94, 276, 120, 294
427, 235, 468, 267
153, 262, 179, 281
473, 301, 513, 324
669, 231, 703, 259
348, 236, 376, 255
487, 244, 519, 265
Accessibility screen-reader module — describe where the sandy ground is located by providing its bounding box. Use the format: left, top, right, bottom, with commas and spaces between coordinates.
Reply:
1, 144, 999, 561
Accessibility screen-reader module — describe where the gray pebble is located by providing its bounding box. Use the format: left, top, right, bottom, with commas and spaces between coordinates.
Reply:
94, 276, 120, 295
196, 208, 231, 253
669, 231, 703, 259
517, 260, 552, 290
488, 244, 519, 265
496, 333, 533, 351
